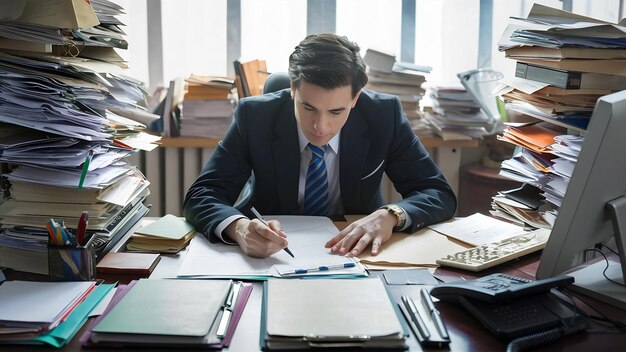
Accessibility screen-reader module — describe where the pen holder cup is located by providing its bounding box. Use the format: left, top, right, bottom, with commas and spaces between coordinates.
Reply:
48, 245, 96, 281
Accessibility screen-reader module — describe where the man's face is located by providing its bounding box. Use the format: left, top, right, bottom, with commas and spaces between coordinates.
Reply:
291, 80, 360, 147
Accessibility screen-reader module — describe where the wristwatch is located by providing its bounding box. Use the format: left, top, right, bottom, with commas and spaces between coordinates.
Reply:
380, 204, 406, 232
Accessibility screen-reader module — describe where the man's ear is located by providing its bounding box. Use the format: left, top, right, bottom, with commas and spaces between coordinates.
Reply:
290, 82, 296, 99
351, 90, 362, 108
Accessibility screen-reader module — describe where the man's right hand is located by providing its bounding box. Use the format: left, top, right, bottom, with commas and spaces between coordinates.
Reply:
225, 218, 288, 258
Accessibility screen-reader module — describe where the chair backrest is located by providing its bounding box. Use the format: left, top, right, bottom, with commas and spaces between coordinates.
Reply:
263, 72, 290, 94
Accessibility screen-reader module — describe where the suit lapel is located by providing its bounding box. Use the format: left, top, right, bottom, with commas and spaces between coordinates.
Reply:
272, 102, 301, 213
340, 109, 369, 212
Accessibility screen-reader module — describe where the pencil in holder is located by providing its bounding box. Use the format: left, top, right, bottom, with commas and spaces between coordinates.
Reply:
48, 245, 96, 281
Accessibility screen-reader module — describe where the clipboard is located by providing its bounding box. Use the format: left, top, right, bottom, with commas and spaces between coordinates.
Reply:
260, 278, 408, 350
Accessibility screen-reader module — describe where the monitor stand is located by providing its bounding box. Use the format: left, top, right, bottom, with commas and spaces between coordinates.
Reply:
568, 197, 626, 310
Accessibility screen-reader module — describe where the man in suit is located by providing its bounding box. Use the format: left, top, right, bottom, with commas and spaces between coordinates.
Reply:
184, 33, 456, 258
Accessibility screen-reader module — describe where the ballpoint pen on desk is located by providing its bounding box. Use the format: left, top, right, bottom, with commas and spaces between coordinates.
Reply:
401, 295, 430, 340
217, 281, 243, 337
420, 288, 450, 340
281, 262, 356, 276
250, 207, 295, 258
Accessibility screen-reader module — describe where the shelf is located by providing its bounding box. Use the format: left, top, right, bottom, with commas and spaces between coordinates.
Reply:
159, 136, 221, 148
158, 133, 481, 149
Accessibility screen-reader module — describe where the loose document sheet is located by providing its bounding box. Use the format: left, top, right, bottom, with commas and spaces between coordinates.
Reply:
177, 216, 366, 279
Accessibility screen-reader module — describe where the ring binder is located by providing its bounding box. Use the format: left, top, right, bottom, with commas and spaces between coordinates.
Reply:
304, 334, 371, 348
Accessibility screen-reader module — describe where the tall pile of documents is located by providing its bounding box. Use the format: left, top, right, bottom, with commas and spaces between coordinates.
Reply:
491, 3, 624, 228
423, 83, 493, 140
496, 3, 626, 131
179, 75, 235, 138
493, 125, 583, 228
0, 0, 160, 274
363, 48, 430, 120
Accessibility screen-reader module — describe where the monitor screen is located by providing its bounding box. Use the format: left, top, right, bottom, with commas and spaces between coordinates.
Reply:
535, 90, 626, 308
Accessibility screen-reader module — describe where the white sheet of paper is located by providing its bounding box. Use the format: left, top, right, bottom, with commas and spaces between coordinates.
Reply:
176, 215, 366, 278
428, 213, 526, 246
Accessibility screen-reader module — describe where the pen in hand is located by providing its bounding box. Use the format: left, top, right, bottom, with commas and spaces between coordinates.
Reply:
420, 288, 449, 339
250, 207, 295, 258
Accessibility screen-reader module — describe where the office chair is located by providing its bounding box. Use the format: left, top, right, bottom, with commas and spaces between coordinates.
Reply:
233, 72, 291, 211
262, 71, 290, 94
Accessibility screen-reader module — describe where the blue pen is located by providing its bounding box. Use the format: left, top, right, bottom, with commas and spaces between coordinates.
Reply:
283, 262, 356, 276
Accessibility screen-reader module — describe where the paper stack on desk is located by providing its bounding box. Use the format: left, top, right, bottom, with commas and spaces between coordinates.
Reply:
0, 0, 157, 274
126, 214, 196, 253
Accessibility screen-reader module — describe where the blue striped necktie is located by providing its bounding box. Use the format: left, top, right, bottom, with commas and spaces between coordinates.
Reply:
304, 144, 329, 216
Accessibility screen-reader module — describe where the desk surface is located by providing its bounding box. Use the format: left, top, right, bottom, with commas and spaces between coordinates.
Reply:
3, 219, 626, 352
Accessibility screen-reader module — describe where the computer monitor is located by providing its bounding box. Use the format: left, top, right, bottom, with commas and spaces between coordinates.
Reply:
535, 90, 626, 309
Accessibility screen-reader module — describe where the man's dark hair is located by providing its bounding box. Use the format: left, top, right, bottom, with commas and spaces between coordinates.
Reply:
288, 33, 368, 98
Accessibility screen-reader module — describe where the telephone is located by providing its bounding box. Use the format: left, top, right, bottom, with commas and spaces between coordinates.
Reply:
430, 273, 588, 340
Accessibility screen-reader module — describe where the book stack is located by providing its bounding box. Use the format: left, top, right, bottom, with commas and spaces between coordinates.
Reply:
491, 3, 620, 229
126, 214, 196, 253
179, 75, 236, 138
363, 48, 430, 120
423, 83, 492, 141
0, 0, 157, 274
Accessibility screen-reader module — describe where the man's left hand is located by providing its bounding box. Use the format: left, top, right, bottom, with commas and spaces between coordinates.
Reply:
324, 209, 396, 257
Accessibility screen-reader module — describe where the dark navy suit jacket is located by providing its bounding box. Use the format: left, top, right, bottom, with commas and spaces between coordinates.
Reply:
183, 89, 457, 241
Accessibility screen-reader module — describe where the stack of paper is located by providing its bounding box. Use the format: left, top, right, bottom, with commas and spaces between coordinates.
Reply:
262, 278, 407, 350
0, 1, 157, 274
491, 184, 553, 229
495, 124, 584, 229
363, 48, 429, 120
497, 4, 626, 130
83, 279, 252, 349
179, 75, 235, 138
0, 280, 114, 348
126, 214, 196, 253
423, 83, 492, 141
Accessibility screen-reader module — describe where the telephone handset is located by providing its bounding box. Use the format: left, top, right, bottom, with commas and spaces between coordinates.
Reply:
430, 273, 588, 340
430, 273, 574, 303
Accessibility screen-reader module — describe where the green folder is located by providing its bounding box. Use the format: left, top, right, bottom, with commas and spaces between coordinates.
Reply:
92, 279, 230, 337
